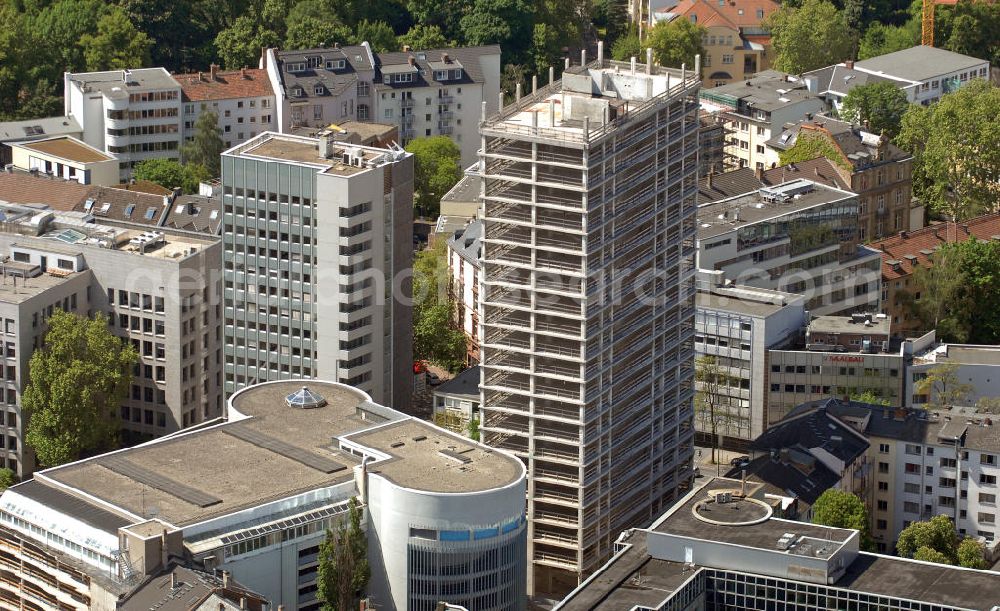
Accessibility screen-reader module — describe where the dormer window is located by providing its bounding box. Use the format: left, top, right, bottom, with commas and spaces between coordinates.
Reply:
435, 70, 449, 81
287, 62, 305, 73
291, 86, 304, 97
307, 56, 322, 69
451, 69, 462, 79
313, 84, 325, 95
394, 73, 414, 83
326, 59, 346, 70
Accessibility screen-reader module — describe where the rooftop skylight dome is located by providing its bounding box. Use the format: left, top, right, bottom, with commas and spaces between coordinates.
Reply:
285, 386, 327, 409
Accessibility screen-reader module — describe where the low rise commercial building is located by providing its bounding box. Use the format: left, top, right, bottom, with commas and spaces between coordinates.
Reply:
8, 136, 118, 186
0, 116, 82, 166
699, 71, 825, 170
696, 179, 882, 316
0, 379, 528, 611
554, 475, 1000, 611
804, 46, 992, 110
694, 282, 805, 450
0, 173, 224, 463
767, 313, 904, 424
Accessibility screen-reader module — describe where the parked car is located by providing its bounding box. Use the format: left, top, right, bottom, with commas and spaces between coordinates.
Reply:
730, 455, 751, 467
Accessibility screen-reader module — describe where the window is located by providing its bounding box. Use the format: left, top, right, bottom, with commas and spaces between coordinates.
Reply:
905, 462, 920, 474
905, 444, 921, 455
979, 512, 996, 524
980, 493, 996, 505
878, 443, 889, 454
326, 59, 346, 70
982, 454, 997, 466
877, 500, 888, 511
876, 519, 887, 530
981, 474, 997, 486
877, 481, 888, 491
878, 462, 889, 474
722, 54, 734, 64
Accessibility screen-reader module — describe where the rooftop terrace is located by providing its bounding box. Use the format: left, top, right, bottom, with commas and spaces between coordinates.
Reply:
230, 132, 406, 174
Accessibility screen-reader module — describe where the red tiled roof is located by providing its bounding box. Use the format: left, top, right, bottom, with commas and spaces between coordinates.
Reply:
669, 0, 780, 31
176, 68, 273, 102
871, 213, 1000, 280
0, 172, 92, 211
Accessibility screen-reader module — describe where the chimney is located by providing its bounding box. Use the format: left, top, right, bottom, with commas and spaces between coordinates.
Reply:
845, 59, 854, 70
210, 64, 218, 81
755, 166, 764, 181
160, 530, 169, 570
402, 45, 411, 52
580, 48, 587, 66
442, 52, 451, 63
170, 572, 177, 589
814, 166, 820, 177
222, 571, 230, 589
241, 67, 247, 79
333, 42, 339, 48
198, 72, 204, 82
239, 597, 246, 610
706, 165, 715, 189
894, 408, 907, 421
407, 56, 415, 66
597, 40, 604, 64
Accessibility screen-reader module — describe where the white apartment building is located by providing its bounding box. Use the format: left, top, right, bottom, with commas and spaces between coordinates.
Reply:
374, 46, 501, 166
221, 132, 413, 411
700, 71, 825, 171
694, 282, 805, 450
477, 51, 701, 595
0, 379, 528, 611
262, 44, 376, 134
263, 45, 501, 168
175, 65, 278, 150
65, 68, 182, 180
906, 336, 1000, 408
696, 179, 882, 316
804, 45, 992, 110
448, 219, 482, 361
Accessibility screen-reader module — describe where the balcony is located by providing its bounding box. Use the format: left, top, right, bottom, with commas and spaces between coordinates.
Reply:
401, 98, 415, 108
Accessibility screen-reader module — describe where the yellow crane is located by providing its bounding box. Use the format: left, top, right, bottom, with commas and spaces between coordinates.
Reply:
921, 0, 958, 47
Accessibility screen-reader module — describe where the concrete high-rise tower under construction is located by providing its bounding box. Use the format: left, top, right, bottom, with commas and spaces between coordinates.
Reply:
477, 48, 702, 594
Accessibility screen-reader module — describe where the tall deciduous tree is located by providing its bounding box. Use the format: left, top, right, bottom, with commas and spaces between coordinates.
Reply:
398, 24, 454, 50
134, 158, 210, 194
957, 537, 988, 569
317, 498, 370, 611
610, 29, 641, 61
0, 469, 16, 492
896, 80, 1000, 220
906, 243, 968, 341
694, 356, 737, 464
354, 19, 398, 52
23, 312, 137, 468
765, 0, 856, 74
897, 515, 959, 563
181, 110, 224, 177
858, 22, 919, 60
460, 0, 534, 63
412, 240, 468, 371
840, 82, 910, 138
811, 489, 875, 551
214, 14, 281, 70
79, 7, 153, 71
647, 18, 705, 70
405, 136, 462, 218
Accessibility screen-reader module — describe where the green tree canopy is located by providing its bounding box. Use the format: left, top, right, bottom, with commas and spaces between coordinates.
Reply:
80, 6, 153, 71
647, 18, 706, 70
134, 159, 209, 194
840, 82, 910, 138
765, 0, 856, 74
896, 80, 1000, 220
405, 136, 462, 218
460, 0, 534, 63
850, 389, 891, 406
286, 17, 354, 50
405, 0, 466, 42
811, 489, 875, 551
412, 240, 468, 371
913, 545, 953, 564
214, 14, 281, 70
0, 468, 16, 492
181, 110, 224, 177
23, 311, 137, 468
398, 24, 454, 50
355, 19, 398, 52
317, 498, 370, 610
957, 537, 988, 569
610, 30, 641, 61
858, 22, 919, 60
896, 515, 959, 563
